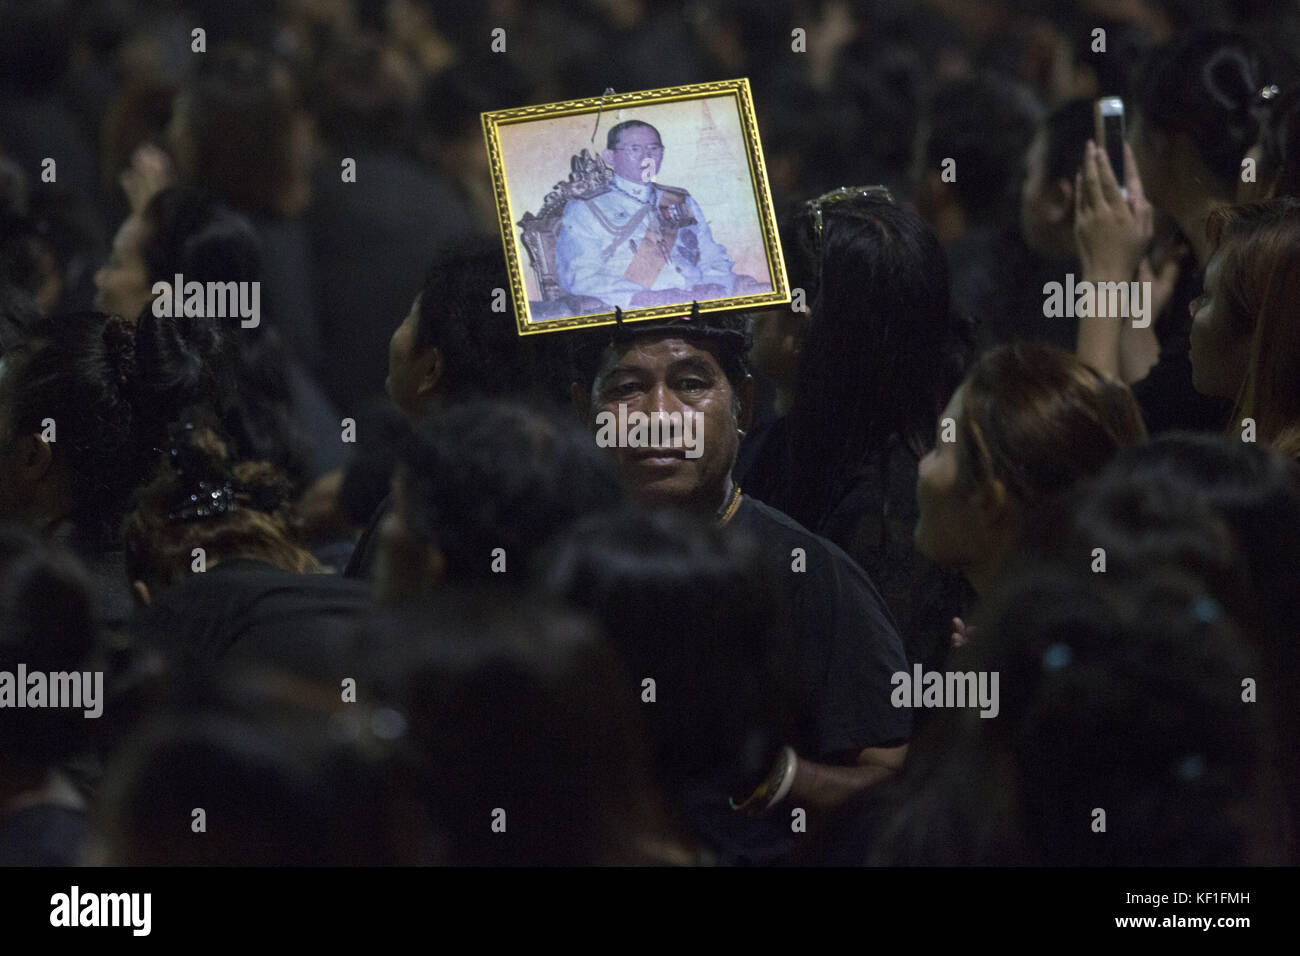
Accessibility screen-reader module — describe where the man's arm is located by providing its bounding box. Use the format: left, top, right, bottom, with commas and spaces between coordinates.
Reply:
787, 755, 898, 811
732, 746, 902, 816
682, 197, 737, 291
554, 200, 652, 309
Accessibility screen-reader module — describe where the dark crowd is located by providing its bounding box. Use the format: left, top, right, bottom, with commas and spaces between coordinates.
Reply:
1, 0, 1298, 868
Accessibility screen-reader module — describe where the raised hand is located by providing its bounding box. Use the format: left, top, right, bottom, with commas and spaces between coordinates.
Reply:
1074, 140, 1152, 283
120, 142, 176, 215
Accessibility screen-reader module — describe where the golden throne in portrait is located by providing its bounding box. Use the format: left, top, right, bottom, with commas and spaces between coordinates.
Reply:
517, 148, 614, 314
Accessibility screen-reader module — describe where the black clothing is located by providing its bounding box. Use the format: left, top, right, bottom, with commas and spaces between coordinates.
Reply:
1132, 255, 1232, 435
740, 423, 971, 674
308, 151, 475, 413
254, 214, 321, 376
0, 804, 88, 867
46, 518, 132, 638
816, 442, 975, 673
1132, 351, 1231, 434
679, 495, 909, 866
285, 357, 350, 480
974, 242, 1080, 352
132, 559, 372, 677
729, 495, 911, 759
342, 491, 392, 581
947, 226, 1081, 351
0, 94, 97, 211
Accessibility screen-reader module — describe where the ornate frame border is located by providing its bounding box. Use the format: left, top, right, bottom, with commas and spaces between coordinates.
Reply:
482, 78, 790, 335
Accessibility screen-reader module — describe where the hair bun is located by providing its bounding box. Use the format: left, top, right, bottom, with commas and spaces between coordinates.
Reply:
1203, 47, 1259, 119
102, 314, 139, 390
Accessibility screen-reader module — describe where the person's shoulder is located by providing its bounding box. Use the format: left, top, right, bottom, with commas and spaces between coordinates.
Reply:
735, 493, 804, 535
737, 495, 894, 619
562, 186, 613, 213
737, 495, 854, 565
162, 560, 369, 605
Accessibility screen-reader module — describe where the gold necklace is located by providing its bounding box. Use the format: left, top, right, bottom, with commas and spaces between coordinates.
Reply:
716, 484, 743, 526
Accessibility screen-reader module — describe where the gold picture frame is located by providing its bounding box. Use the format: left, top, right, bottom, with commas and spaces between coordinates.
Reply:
482, 78, 789, 334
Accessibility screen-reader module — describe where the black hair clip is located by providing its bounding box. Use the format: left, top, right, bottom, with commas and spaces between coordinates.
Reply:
166, 480, 243, 522
159, 422, 284, 522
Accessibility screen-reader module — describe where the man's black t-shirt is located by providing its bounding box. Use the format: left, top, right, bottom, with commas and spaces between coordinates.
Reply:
727, 495, 912, 760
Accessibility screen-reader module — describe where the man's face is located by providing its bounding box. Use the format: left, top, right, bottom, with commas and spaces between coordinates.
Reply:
588, 336, 746, 511
604, 125, 664, 184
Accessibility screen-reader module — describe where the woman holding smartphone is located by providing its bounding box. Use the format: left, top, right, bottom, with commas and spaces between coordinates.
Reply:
1073, 29, 1274, 435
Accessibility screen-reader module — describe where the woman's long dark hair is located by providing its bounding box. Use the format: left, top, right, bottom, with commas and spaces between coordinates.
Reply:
772, 194, 952, 532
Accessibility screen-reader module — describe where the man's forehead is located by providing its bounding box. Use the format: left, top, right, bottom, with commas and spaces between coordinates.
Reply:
596, 336, 723, 376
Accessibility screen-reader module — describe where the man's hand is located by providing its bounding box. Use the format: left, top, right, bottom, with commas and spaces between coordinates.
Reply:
951, 616, 977, 648
1074, 140, 1152, 283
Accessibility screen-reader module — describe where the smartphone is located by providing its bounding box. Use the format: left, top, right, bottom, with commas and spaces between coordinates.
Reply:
1095, 97, 1127, 199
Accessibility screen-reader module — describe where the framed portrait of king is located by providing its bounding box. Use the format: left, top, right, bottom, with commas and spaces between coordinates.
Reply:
482, 78, 789, 334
